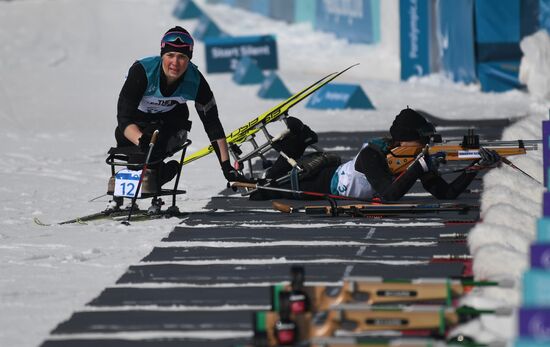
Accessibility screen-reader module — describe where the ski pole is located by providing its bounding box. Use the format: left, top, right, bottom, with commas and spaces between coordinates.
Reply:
501, 157, 542, 184
122, 130, 159, 226
230, 181, 385, 204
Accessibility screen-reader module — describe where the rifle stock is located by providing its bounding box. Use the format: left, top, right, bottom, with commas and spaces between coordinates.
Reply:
259, 305, 505, 346
312, 305, 462, 336
279, 277, 502, 313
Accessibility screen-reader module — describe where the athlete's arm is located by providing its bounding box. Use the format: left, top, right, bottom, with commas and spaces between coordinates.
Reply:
117, 62, 148, 143
420, 170, 477, 199
356, 144, 425, 201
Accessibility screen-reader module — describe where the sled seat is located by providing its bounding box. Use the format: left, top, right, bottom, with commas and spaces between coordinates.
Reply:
105, 139, 192, 204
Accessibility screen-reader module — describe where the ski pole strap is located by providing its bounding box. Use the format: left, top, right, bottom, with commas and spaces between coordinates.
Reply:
290, 167, 300, 198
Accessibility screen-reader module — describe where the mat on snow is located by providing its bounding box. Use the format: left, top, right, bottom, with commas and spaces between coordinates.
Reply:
163, 224, 472, 243
41, 338, 249, 347
89, 286, 271, 307
51, 310, 252, 334
116, 263, 465, 284
181, 210, 479, 226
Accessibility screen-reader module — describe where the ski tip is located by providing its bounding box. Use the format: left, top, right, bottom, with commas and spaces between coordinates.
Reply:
33, 217, 50, 226
272, 201, 292, 213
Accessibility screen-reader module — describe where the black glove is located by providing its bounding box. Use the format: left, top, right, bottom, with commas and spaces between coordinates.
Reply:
418, 150, 446, 173
138, 133, 152, 153
478, 147, 501, 168
221, 160, 255, 183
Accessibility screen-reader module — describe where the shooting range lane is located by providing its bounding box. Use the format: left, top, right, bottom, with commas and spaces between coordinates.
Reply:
41, 120, 505, 346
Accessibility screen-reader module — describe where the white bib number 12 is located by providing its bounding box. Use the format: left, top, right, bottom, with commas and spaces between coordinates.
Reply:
114, 169, 142, 198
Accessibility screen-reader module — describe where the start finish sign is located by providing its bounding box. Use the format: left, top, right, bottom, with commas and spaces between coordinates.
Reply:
204, 35, 278, 73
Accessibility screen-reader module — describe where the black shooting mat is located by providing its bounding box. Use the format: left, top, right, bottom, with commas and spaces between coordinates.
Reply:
162, 224, 472, 243
42, 121, 507, 347
41, 339, 249, 347
92, 262, 465, 307
50, 310, 253, 334
116, 262, 465, 285
142, 242, 468, 262
181, 205, 480, 226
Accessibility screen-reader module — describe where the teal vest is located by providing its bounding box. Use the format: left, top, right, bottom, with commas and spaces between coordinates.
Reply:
137, 56, 200, 114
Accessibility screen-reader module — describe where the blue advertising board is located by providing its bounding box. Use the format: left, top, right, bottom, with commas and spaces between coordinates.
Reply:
258, 72, 292, 99
193, 14, 226, 41
295, 0, 316, 24
399, 0, 432, 80
474, 0, 539, 92
437, 0, 476, 84
544, 120, 550, 187
538, 216, 550, 241
232, 56, 265, 85
306, 83, 375, 110
523, 269, 550, 306
173, 0, 203, 19
315, 0, 378, 44
519, 308, 550, 340
530, 243, 550, 269
542, 0, 550, 31
204, 35, 278, 73
270, 0, 295, 23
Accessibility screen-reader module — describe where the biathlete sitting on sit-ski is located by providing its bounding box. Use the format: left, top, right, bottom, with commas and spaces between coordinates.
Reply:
249, 107, 501, 201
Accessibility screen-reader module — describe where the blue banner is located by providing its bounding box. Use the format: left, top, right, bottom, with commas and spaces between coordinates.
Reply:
530, 243, 550, 269
193, 14, 226, 41
475, 0, 520, 43
204, 35, 278, 73
477, 61, 522, 92
437, 0, 476, 84
541, 0, 550, 31
538, 216, 550, 240
519, 308, 550, 339
294, 0, 316, 24
523, 269, 550, 305
316, 0, 377, 44
306, 83, 374, 110
270, 0, 295, 23
173, 0, 203, 19
399, 0, 431, 80
544, 120, 550, 188
473, 0, 539, 92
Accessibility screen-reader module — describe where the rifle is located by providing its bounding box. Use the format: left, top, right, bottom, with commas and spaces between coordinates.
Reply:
315, 304, 511, 336
272, 266, 512, 314
254, 304, 511, 346
272, 201, 477, 217
307, 336, 503, 347
387, 129, 540, 175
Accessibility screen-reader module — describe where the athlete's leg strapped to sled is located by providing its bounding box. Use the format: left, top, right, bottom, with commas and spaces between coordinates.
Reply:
246, 117, 342, 200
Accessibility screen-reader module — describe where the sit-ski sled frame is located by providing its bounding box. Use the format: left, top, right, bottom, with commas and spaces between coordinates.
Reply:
227, 111, 322, 186
105, 139, 192, 214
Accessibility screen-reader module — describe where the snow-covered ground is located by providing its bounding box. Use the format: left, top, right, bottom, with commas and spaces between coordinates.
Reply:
0, 0, 546, 346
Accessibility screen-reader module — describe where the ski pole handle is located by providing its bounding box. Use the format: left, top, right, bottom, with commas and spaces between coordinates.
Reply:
149, 129, 160, 147
230, 181, 258, 189
279, 150, 299, 169
144, 130, 160, 163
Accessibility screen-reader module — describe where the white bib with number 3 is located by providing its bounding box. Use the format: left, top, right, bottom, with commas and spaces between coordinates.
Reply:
114, 169, 142, 198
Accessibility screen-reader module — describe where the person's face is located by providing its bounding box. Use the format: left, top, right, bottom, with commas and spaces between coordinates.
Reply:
162, 52, 189, 83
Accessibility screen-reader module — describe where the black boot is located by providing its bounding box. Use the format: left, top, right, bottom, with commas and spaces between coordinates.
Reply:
159, 160, 179, 186
286, 117, 318, 146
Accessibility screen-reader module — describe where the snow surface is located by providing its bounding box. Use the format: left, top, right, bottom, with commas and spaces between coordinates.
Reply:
0, 0, 546, 346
